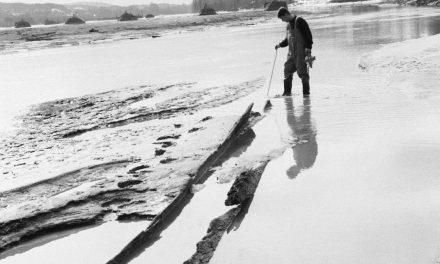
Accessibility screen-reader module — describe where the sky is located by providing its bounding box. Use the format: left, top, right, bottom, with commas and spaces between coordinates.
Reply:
1, 0, 191, 5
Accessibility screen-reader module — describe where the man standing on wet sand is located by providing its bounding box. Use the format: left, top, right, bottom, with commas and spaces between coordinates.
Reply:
275, 7, 313, 96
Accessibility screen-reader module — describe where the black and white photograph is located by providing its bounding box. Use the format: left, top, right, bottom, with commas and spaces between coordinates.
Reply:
1, 0, 440, 262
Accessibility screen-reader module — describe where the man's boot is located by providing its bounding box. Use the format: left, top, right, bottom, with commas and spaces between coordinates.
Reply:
283, 76, 292, 96
302, 79, 310, 96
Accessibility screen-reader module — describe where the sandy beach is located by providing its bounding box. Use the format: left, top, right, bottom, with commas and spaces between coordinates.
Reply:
1, 3, 440, 264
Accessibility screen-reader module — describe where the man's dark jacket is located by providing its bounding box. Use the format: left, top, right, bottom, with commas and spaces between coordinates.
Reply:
279, 16, 313, 49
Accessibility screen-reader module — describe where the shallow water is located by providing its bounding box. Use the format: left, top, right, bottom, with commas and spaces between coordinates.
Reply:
124, 6, 440, 264
212, 96, 440, 264
210, 6, 440, 264
0, 221, 149, 264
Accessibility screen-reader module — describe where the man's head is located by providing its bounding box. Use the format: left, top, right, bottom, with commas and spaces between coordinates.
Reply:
277, 7, 293, 22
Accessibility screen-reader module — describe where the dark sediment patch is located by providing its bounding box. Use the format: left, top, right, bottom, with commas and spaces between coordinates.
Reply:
153, 141, 175, 148
128, 165, 150, 174
101, 198, 132, 207
157, 84, 187, 91
250, 111, 262, 118
159, 157, 177, 164
188, 127, 204, 133
157, 134, 181, 140
125, 93, 153, 104
183, 207, 241, 264
118, 180, 143, 188
201, 116, 213, 122
155, 149, 166, 156
225, 161, 269, 206
117, 213, 156, 221
61, 125, 99, 138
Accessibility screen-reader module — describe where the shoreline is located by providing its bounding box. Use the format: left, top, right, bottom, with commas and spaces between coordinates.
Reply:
0, 10, 277, 55
0, 1, 397, 55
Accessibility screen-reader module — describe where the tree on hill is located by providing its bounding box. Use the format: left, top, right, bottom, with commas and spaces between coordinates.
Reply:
199, 3, 217, 15
15, 19, 31, 28
119, 11, 138, 21
65, 14, 85, 24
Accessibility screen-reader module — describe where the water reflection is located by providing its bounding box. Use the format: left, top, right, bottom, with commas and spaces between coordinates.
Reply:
352, 15, 440, 45
315, 7, 440, 47
226, 195, 254, 232
0, 221, 149, 264
284, 97, 318, 179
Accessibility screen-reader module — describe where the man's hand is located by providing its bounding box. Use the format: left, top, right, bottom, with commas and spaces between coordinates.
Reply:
275, 44, 281, 50
304, 52, 316, 68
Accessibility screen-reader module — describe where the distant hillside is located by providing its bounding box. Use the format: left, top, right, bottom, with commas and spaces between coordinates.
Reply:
191, 0, 294, 12
66, 2, 115, 7
0, 2, 191, 27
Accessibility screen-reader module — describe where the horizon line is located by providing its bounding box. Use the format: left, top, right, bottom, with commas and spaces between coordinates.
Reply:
0, 1, 192, 6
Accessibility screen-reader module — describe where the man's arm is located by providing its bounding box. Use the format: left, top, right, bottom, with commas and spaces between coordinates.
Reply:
275, 37, 288, 49
297, 17, 313, 49
279, 37, 288, 48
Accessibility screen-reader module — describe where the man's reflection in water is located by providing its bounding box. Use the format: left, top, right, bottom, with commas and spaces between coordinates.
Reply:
284, 97, 318, 179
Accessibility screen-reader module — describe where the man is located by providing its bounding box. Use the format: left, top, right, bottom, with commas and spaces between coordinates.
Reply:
275, 7, 313, 96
